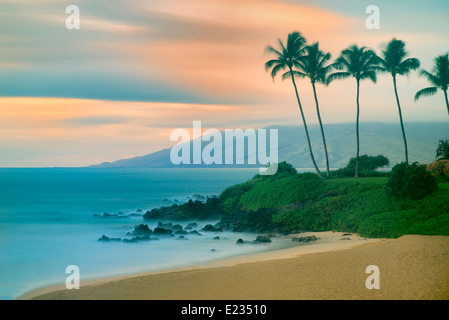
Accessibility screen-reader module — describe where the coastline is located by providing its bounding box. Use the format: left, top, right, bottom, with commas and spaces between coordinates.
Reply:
18, 231, 382, 300
19, 232, 449, 300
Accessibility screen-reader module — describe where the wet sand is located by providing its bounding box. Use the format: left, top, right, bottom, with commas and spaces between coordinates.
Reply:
21, 233, 449, 300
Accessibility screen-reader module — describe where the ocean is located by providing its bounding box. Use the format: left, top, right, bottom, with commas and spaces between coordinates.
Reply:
0, 168, 296, 300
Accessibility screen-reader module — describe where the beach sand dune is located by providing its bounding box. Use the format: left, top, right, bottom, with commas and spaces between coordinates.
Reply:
25, 234, 449, 300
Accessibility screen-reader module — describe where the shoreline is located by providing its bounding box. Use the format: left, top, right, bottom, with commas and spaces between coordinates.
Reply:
19, 232, 449, 300
18, 231, 383, 300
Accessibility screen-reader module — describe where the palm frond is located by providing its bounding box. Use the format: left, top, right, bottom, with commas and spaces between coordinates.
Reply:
419, 70, 440, 87
264, 59, 281, 71
326, 71, 351, 85
265, 45, 282, 58
284, 70, 307, 81
278, 38, 287, 54
359, 49, 378, 74
316, 51, 331, 70
398, 57, 420, 75
265, 32, 307, 81
433, 54, 449, 87
360, 70, 377, 83
414, 86, 438, 101
382, 39, 407, 68
334, 55, 351, 71
293, 59, 308, 73
270, 64, 286, 81
371, 65, 388, 73
374, 55, 389, 72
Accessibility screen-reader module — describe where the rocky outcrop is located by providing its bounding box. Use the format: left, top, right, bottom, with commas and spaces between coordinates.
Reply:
254, 235, 272, 243
185, 222, 198, 230
98, 235, 121, 242
157, 222, 173, 229
201, 224, 223, 232
127, 224, 153, 236
143, 197, 221, 221
94, 212, 130, 219
291, 235, 319, 242
172, 224, 183, 232
153, 227, 173, 236
216, 208, 280, 233
235, 235, 272, 245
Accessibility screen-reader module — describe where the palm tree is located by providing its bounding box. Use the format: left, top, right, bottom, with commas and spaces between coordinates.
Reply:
436, 139, 449, 160
326, 45, 379, 178
376, 38, 420, 164
265, 32, 323, 179
415, 53, 449, 118
294, 42, 333, 177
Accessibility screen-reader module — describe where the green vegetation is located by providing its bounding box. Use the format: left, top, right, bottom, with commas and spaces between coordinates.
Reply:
387, 162, 438, 200
330, 154, 390, 178
377, 38, 420, 164
436, 139, 449, 160
265, 32, 324, 179
217, 161, 449, 238
294, 42, 333, 177
265, 32, 448, 179
326, 45, 379, 178
427, 159, 449, 181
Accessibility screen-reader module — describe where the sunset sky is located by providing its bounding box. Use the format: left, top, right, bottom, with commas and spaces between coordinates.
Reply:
1, 0, 448, 167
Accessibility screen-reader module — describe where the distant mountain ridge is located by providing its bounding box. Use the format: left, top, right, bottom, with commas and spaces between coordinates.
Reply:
90, 122, 449, 169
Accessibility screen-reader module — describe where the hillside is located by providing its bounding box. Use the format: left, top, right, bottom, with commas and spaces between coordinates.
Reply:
91, 122, 449, 169
137, 162, 449, 238
220, 164, 449, 238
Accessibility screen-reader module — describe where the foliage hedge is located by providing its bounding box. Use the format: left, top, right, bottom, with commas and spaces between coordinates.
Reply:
387, 162, 438, 200
218, 162, 449, 238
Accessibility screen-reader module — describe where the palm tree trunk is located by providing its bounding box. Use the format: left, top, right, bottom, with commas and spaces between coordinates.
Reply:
393, 76, 409, 164
444, 89, 449, 118
290, 71, 323, 179
311, 81, 330, 177
355, 79, 360, 178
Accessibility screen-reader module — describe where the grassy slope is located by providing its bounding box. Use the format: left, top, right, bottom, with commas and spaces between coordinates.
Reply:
219, 173, 449, 238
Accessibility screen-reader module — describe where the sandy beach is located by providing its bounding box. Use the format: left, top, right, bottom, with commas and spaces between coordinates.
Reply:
20, 232, 449, 300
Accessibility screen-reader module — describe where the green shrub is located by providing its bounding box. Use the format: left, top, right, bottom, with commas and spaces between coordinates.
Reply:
330, 168, 390, 178
219, 180, 254, 215
274, 161, 298, 175
330, 155, 390, 178
256, 161, 298, 180
346, 154, 390, 171
238, 175, 324, 211
357, 213, 400, 238
297, 172, 321, 180
387, 162, 438, 200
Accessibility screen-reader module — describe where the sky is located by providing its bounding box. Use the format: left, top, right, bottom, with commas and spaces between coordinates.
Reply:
0, 0, 448, 167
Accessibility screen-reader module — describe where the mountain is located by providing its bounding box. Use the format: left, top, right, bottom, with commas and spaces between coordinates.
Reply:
90, 122, 449, 169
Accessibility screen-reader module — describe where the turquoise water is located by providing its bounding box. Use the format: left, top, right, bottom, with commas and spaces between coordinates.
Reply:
0, 168, 294, 300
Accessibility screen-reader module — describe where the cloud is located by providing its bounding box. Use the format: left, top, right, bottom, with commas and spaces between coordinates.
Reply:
0, 97, 299, 166
3, 0, 445, 108
0, 0, 356, 105
1, 0, 448, 166
63, 115, 133, 126
131, 0, 357, 100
